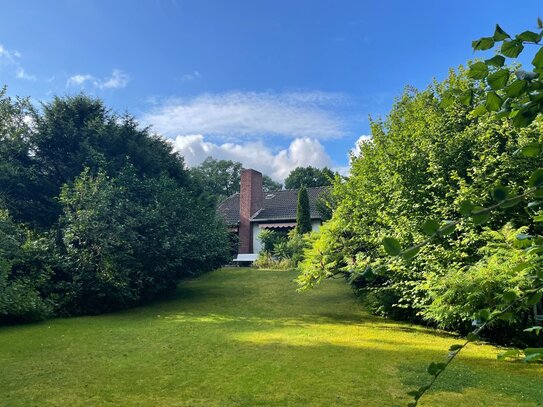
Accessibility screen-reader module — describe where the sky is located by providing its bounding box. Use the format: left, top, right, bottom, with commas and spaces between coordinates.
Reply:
1, 0, 543, 181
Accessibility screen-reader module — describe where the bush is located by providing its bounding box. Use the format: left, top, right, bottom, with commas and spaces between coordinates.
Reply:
422, 225, 540, 344
258, 229, 288, 254
55, 168, 230, 315
254, 252, 293, 270
298, 67, 543, 345
0, 210, 53, 324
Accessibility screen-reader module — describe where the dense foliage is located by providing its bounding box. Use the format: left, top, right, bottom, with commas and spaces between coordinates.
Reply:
0, 90, 230, 323
298, 68, 543, 341
284, 166, 334, 189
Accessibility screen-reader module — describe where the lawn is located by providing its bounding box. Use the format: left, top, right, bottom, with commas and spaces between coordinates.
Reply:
1, 268, 542, 406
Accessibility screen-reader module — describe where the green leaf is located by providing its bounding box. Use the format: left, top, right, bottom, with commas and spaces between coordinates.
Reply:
502, 290, 518, 303
525, 352, 543, 359
533, 47, 543, 68
497, 349, 520, 360
477, 309, 491, 322
497, 312, 514, 321
528, 169, 543, 187
485, 55, 506, 67
439, 221, 456, 236
427, 362, 446, 376
487, 69, 509, 90
439, 95, 455, 109
493, 24, 510, 41
505, 80, 528, 97
495, 108, 511, 120
458, 89, 473, 106
526, 291, 542, 306
485, 91, 503, 111
382, 237, 402, 256
539, 18, 543, 29
422, 218, 440, 236
524, 352, 543, 362
468, 62, 489, 80
471, 104, 488, 117
492, 184, 508, 201
524, 326, 543, 335
459, 200, 475, 216
512, 109, 536, 128
472, 37, 495, 51
517, 30, 540, 42
518, 142, 542, 157
501, 40, 524, 58
402, 246, 420, 261
449, 344, 463, 351
471, 206, 490, 225
467, 332, 479, 341
533, 213, 543, 222
499, 196, 523, 208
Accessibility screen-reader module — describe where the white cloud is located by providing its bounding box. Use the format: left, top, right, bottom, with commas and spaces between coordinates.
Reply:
15, 67, 36, 81
0, 44, 36, 80
170, 134, 332, 182
66, 69, 130, 89
142, 91, 346, 139
181, 70, 201, 81
98, 69, 130, 89
67, 74, 94, 87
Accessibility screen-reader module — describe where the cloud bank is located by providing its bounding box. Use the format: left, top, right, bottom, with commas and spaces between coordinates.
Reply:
142, 91, 347, 139
171, 135, 332, 181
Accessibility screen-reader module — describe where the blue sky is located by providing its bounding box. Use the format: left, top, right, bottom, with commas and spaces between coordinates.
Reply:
1, 0, 543, 180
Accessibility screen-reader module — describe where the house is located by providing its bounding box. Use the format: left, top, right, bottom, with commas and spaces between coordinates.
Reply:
218, 168, 327, 258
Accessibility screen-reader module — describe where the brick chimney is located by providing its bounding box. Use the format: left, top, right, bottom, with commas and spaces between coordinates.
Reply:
238, 169, 263, 254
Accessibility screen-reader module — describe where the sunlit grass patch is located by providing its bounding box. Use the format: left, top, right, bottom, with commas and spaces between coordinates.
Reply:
0, 268, 541, 406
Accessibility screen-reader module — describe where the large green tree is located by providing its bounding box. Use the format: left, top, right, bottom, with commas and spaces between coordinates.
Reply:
284, 166, 334, 189
0, 91, 231, 322
0, 93, 189, 229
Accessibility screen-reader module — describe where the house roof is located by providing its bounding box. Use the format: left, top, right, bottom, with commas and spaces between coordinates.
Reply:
217, 193, 241, 225
217, 187, 328, 225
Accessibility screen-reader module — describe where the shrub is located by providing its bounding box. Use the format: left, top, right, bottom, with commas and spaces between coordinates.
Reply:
56, 167, 230, 315
422, 225, 539, 343
258, 229, 288, 254
0, 210, 53, 324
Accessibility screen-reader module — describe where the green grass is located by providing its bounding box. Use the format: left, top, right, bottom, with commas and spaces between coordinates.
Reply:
1, 268, 542, 406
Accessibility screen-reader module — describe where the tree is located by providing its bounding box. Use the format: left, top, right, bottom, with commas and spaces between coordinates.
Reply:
190, 157, 242, 200
190, 157, 282, 200
296, 187, 312, 234
263, 175, 282, 192
284, 166, 334, 189
0, 92, 231, 322
0, 93, 190, 229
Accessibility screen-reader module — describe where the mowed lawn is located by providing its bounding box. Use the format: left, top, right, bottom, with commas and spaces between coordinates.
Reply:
1, 268, 542, 407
